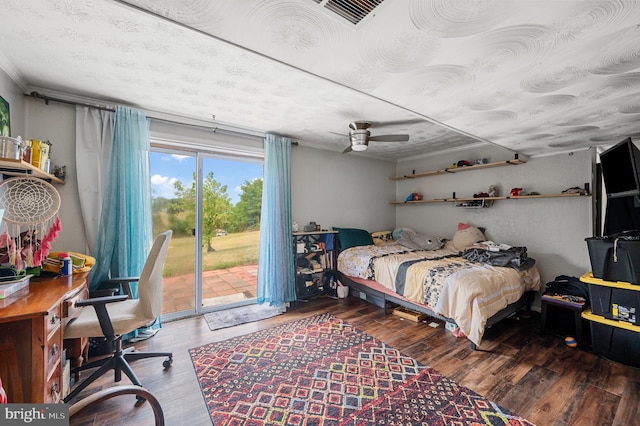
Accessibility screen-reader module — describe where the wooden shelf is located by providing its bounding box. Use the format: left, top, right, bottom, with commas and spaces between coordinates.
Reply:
0, 158, 65, 184
390, 192, 590, 205
510, 193, 588, 199
390, 158, 526, 181
293, 230, 338, 236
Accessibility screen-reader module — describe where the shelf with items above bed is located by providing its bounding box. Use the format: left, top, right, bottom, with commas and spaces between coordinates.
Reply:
390, 192, 590, 205
389, 156, 526, 181
333, 225, 541, 350
389, 154, 590, 205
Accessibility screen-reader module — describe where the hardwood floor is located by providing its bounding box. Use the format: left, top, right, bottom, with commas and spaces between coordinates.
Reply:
68, 296, 640, 426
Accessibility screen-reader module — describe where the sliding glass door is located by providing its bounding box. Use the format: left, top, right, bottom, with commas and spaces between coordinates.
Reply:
150, 147, 263, 320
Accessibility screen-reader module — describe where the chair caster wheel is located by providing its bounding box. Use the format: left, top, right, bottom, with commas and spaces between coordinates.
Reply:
163, 357, 173, 369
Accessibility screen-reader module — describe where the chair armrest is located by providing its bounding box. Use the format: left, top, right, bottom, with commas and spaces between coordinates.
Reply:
74, 295, 129, 340
75, 295, 129, 307
104, 277, 141, 299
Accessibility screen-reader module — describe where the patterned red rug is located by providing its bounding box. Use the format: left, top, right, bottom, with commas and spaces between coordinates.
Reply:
190, 313, 534, 425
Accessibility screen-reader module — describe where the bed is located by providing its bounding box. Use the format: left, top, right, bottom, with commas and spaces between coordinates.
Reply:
335, 227, 542, 350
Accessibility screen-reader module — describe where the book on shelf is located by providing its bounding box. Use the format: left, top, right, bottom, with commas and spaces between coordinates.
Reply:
311, 260, 323, 272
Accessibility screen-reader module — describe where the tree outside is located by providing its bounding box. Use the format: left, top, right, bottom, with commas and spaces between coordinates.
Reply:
152, 171, 262, 275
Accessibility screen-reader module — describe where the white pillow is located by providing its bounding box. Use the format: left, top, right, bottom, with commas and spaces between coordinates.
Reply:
452, 223, 486, 251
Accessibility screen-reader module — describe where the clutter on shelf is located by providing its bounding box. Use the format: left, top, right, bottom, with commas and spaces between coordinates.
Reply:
405, 192, 423, 202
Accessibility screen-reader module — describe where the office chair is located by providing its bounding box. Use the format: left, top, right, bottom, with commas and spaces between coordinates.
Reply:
63, 230, 173, 403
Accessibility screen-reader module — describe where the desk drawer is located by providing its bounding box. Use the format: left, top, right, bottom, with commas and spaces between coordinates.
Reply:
64, 287, 89, 320
45, 304, 62, 339
45, 327, 62, 380
45, 363, 62, 404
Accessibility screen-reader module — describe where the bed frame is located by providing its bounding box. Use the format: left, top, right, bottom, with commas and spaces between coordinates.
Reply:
338, 272, 535, 350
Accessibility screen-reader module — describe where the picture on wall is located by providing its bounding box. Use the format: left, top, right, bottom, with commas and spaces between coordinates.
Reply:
0, 96, 9, 137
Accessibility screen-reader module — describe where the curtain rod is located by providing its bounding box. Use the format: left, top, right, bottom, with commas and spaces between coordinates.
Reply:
25, 91, 298, 145
27, 91, 115, 112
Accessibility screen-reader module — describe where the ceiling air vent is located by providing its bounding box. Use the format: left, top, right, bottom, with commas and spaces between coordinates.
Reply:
324, 0, 383, 25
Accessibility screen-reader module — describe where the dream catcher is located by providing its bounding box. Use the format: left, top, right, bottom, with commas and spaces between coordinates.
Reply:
0, 176, 62, 270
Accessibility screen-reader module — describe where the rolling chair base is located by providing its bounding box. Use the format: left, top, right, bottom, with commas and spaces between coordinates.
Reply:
64, 337, 172, 404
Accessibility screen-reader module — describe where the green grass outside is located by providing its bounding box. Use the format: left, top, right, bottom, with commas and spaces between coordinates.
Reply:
163, 230, 260, 276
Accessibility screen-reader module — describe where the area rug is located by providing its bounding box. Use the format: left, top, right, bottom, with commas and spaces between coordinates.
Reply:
190, 313, 534, 425
204, 303, 283, 331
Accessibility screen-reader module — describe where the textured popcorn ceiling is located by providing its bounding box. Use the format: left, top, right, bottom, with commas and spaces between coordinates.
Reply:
1, 0, 639, 160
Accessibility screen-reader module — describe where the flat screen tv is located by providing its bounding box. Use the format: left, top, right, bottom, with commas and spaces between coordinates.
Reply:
600, 137, 640, 198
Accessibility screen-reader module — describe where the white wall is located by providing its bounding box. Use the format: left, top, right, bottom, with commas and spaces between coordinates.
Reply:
292, 145, 396, 233
395, 146, 594, 287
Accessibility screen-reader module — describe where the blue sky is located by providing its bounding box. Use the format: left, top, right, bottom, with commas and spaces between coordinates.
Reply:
149, 151, 263, 205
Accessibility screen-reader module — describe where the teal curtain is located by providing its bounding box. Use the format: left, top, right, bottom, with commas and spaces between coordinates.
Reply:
257, 134, 295, 308
89, 106, 153, 293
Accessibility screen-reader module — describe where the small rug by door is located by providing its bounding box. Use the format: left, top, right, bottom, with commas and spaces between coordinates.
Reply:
203, 303, 283, 331
190, 313, 534, 425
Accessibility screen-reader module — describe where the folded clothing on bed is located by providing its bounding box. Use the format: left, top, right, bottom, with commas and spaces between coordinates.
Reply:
462, 242, 535, 270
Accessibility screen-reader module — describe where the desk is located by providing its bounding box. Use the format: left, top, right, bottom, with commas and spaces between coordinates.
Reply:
0, 272, 89, 403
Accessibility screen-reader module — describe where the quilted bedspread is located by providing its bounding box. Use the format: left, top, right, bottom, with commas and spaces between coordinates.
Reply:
338, 244, 541, 346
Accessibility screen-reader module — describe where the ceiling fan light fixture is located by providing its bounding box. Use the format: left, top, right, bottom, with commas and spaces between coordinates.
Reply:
342, 121, 408, 154
350, 130, 369, 151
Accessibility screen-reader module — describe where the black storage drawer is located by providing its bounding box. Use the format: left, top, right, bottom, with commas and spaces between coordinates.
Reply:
586, 237, 640, 284
581, 273, 639, 325
583, 309, 640, 368
589, 284, 639, 325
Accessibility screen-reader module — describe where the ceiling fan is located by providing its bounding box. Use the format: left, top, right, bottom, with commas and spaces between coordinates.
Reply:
342, 121, 409, 153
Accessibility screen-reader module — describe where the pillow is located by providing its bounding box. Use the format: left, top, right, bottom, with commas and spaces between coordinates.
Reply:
396, 229, 443, 251
452, 222, 486, 251
333, 227, 374, 250
371, 230, 393, 245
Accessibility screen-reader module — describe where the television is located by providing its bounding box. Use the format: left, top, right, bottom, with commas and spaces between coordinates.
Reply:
599, 137, 640, 198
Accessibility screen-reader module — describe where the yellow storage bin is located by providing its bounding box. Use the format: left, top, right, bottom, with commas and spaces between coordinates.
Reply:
582, 308, 640, 368
580, 272, 639, 325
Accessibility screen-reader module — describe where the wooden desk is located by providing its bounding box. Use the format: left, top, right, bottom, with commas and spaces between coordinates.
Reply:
0, 272, 89, 403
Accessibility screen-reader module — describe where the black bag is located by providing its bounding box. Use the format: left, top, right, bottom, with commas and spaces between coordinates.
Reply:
296, 275, 320, 299
544, 275, 590, 302
322, 270, 339, 297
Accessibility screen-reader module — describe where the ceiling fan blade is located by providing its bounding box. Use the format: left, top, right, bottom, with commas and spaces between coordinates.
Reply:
369, 134, 410, 142
342, 145, 353, 153
369, 119, 423, 127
